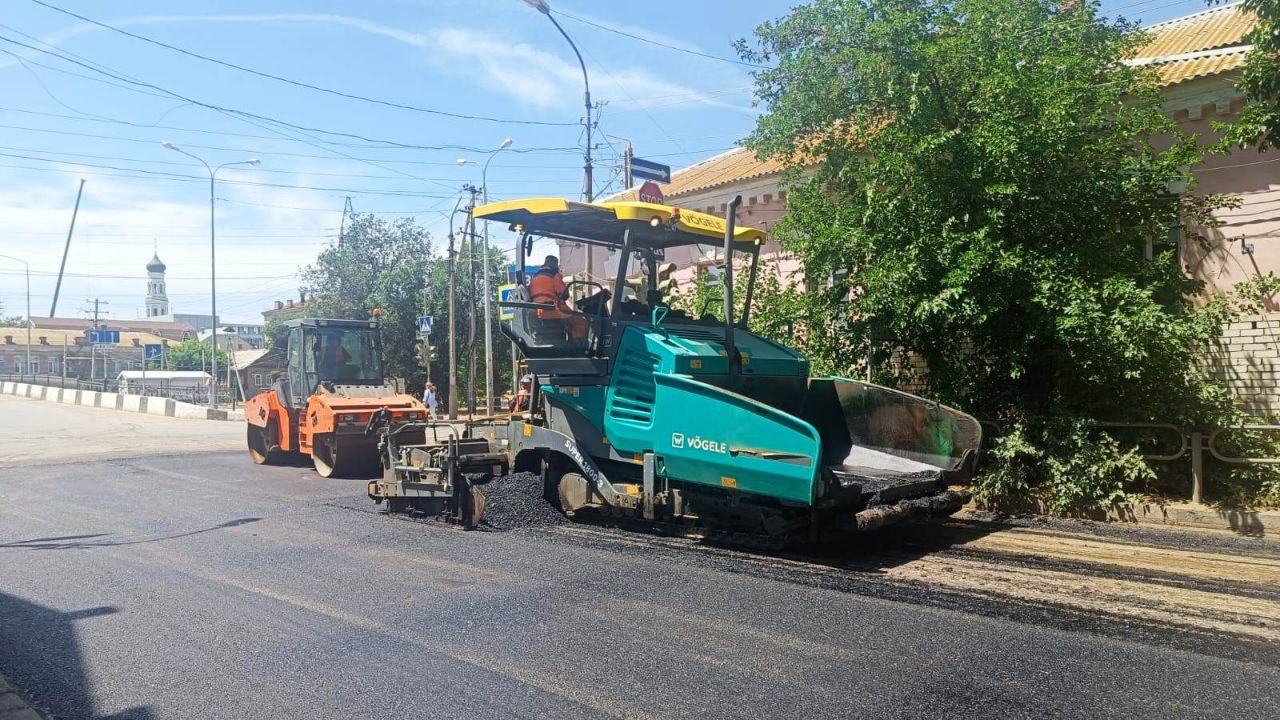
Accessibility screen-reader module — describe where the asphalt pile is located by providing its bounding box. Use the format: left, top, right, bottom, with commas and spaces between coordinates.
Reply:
479, 472, 567, 530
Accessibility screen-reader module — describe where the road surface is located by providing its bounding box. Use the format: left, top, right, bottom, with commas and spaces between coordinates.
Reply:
0, 394, 241, 467
1, 401, 1278, 719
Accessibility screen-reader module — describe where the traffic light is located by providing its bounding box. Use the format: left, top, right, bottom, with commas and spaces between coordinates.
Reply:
416, 340, 438, 365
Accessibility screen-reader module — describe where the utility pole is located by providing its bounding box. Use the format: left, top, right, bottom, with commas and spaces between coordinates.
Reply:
50, 178, 85, 318
523, 0, 594, 277
338, 196, 353, 247
463, 185, 481, 417
480, 138, 512, 415
86, 298, 107, 380
623, 142, 634, 190
162, 141, 259, 409
447, 194, 465, 421
0, 254, 30, 374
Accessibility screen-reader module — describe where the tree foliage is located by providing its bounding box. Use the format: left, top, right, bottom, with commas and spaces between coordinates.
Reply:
739, 0, 1242, 508
299, 212, 512, 407
1217, 0, 1280, 150
166, 339, 228, 371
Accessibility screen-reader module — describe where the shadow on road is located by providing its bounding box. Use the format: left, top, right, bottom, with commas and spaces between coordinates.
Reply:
0, 591, 155, 719
0, 517, 262, 550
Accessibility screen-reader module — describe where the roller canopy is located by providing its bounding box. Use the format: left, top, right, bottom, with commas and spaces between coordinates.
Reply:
473, 197, 767, 250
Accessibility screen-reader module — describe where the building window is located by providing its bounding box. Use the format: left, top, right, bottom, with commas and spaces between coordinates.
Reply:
252, 372, 263, 387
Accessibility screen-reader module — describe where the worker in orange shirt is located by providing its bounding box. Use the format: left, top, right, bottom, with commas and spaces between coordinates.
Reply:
528, 255, 587, 341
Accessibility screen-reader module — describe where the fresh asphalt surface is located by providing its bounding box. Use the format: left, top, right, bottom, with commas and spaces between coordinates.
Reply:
2, 396, 1279, 719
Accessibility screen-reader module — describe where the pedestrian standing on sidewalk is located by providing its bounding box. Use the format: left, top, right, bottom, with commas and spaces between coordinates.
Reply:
423, 382, 439, 420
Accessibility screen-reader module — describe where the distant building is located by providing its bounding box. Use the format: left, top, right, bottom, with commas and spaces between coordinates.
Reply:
197, 329, 255, 352
144, 252, 169, 317
166, 313, 217, 333
261, 296, 313, 323
0, 326, 168, 379
230, 348, 285, 400
32, 316, 194, 343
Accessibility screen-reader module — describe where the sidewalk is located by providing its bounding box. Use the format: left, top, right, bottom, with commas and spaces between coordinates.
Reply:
0, 673, 45, 720
967, 498, 1280, 536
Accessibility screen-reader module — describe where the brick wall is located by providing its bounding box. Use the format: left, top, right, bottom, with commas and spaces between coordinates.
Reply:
1206, 313, 1280, 417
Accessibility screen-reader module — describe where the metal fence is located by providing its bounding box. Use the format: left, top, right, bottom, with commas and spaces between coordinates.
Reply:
0, 374, 235, 406
980, 420, 1280, 504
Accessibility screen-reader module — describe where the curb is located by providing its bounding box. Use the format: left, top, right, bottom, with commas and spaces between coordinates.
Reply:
0, 381, 244, 422
969, 498, 1280, 536
0, 673, 46, 720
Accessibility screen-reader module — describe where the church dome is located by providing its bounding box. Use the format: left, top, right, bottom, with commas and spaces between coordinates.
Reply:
146, 252, 166, 273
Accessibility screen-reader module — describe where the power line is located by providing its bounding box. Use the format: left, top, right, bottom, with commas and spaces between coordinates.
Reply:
0, 144, 588, 182
0, 153, 465, 197
0, 33, 533, 157
0, 113, 582, 162
0, 269, 298, 280
26, 0, 580, 128
555, 10, 769, 69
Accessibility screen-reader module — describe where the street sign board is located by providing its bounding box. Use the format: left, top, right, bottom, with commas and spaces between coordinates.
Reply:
630, 156, 671, 183
88, 329, 120, 345
638, 180, 664, 204
498, 284, 518, 321
507, 264, 541, 282
144, 344, 163, 361
417, 315, 434, 335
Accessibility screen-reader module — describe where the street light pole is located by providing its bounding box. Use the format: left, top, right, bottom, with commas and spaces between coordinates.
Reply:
523, 0, 594, 278
0, 253, 30, 374
162, 142, 259, 409
481, 138, 512, 414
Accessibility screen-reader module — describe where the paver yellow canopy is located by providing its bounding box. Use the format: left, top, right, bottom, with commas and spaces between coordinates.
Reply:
474, 197, 767, 249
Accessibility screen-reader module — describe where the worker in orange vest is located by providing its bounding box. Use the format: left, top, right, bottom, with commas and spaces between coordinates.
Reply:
528, 255, 587, 340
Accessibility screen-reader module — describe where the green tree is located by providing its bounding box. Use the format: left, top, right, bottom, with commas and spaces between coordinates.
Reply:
300, 212, 513, 408
1217, 0, 1280, 150
739, 0, 1239, 509
166, 339, 228, 371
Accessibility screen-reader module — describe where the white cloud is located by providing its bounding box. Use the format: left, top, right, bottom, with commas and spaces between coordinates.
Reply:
6, 12, 750, 114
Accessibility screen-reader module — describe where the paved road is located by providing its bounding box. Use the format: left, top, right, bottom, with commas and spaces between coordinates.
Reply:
1, 407, 1279, 718
0, 394, 242, 467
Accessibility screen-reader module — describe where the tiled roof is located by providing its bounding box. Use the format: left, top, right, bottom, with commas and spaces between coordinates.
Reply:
1129, 3, 1256, 85
0, 327, 166, 347
1135, 3, 1254, 57
609, 147, 785, 202
1149, 47, 1251, 86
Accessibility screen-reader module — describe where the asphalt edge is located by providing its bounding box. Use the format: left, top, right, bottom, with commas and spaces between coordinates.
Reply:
0, 672, 46, 720
0, 380, 243, 422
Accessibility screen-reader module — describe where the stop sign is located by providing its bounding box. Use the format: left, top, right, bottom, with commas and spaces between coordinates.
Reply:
638, 180, 664, 204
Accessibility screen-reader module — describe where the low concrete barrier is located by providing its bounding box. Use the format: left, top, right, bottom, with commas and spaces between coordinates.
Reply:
0, 380, 243, 422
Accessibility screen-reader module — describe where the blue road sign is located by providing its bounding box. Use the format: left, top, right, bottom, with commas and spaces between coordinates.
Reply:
630, 156, 672, 183
144, 344, 163, 360
88, 329, 120, 345
498, 284, 519, 321
507, 264, 541, 282
417, 315, 434, 335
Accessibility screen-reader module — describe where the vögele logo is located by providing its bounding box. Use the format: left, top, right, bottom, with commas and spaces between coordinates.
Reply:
671, 432, 727, 454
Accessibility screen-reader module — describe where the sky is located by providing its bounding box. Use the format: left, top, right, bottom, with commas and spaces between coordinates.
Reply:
0, 0, 1217, 324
